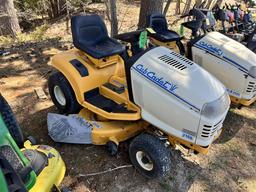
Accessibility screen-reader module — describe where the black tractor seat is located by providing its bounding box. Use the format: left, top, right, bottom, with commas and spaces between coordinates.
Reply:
182, 20, 203, 32
147, 13, 181, 42
71, 14, 125, 59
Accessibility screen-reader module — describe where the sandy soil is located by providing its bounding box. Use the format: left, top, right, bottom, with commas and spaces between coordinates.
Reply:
0, 1, 255, 192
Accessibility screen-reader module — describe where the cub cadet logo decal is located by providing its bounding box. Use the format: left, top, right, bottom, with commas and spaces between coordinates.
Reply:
135, 64, 178, 92
198, 41, 223, 56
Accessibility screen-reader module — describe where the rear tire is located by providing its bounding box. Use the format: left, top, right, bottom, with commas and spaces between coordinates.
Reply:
0, 95, 24, 147
48, 72, 81, 114
129, 133, 171, 179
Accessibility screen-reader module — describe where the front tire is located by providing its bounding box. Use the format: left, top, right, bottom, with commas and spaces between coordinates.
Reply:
48, 72, 81, 114
0, 95, 24, 147
129, 133, 171, 179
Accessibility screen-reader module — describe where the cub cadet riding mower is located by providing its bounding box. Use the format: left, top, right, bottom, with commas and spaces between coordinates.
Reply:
0, 94, 66, 192
147, 8, 256, 107
48, 14, 230, 179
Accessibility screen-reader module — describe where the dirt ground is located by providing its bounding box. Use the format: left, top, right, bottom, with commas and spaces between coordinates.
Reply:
0, 1, 256, 192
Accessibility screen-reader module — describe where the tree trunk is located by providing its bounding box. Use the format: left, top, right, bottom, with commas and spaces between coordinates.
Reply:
138, 0, 163, 29
105, 0, 118, 36
163, 0, 173, 16
182, 0, 192, 15
175, 0, 181, 15
0, 0, 21, 37
195, 0, 203, 8
205, 0, 213, 9
212, 0, 223, 9
48, 0, 65, 19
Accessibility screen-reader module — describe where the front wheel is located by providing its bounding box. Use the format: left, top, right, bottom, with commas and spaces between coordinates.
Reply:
48, 72, 81, 114
129, 133, 171, 179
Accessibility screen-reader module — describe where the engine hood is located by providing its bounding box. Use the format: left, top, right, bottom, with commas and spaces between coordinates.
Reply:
196, 32, 256, 72
131, 46, 226, 112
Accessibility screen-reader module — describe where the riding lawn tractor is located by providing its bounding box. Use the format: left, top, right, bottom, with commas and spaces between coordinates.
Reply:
147, 8, 256, 107
0, 94, 66, 192
47, 14, 230, 179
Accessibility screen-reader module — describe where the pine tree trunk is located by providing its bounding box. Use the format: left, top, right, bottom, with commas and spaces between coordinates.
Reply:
205, 0, 213, 9
138, 0, 164, 29
0, 0, 21, 37
163, 0, 173, 15
175, 0, 181, 15
109, 0, 118, 36
105, 0, 118, 36
195, 0, 203, 8
182, 0, 192, 15
48, 0, 65, 19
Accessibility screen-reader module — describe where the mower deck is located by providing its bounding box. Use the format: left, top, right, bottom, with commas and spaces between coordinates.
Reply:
79, 109, 148, 145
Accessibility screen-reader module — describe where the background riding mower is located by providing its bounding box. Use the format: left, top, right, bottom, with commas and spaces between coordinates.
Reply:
47, 14, 230, 179
0, 94, 66, 192
213, 4, 256, 52
147, 8, 256, 107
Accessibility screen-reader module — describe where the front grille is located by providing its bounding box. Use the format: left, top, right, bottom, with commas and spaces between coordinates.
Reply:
0, 145, 24, 173
201, 119, 224, 138
158, 52, 194, 71
246, 82, 256, 93
201, 125, 212, 137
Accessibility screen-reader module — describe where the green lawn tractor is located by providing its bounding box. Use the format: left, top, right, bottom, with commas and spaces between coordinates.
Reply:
0, 94, 66, 192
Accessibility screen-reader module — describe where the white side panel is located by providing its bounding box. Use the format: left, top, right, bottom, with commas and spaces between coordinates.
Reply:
131, 70, 199, 143
194, 31, 256, 100
192, 47, 246, 99
130, 47, 229, 146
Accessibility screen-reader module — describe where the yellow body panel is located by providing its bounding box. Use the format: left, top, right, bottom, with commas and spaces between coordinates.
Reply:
149, 37, 180, 53
79, 108, 148, 145
23, 141, 66, 192
52, 48, 141, 121
52, 49, 125, 104
230, 95, 256, 106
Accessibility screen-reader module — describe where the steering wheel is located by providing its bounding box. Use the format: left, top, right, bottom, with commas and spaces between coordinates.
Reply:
115, 30, 149, 56
114, 30, 144, 43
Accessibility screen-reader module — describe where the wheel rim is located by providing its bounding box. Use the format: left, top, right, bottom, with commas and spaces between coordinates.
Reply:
136, 151, 153, 171
53, 85, 66, 106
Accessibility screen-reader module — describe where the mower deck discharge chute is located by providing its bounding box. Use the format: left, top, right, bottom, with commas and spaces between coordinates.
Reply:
147, 8, 256, 107
48, 14, 230, 178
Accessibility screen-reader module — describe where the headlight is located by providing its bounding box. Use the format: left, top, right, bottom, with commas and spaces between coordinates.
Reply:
201, 91, 230, 119
249, 66, 256, 78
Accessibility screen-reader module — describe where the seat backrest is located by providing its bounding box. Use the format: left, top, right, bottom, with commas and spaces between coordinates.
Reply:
147, 13, 168, 32
71, 14, 108, 48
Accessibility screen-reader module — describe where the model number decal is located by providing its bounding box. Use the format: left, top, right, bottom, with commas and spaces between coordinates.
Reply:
135, 64, 178, 92
182, 133, 193, 140
226, 88, 240, 97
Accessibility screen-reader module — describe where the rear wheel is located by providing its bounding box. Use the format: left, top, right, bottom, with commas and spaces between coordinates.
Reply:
0, 95, 24, 147
129, 133, 171, 179
48, 72, 81, 114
